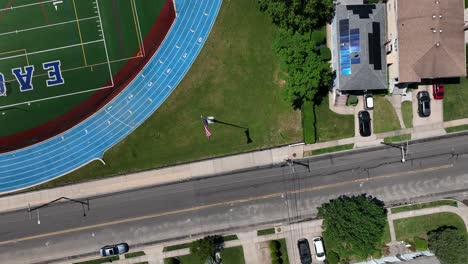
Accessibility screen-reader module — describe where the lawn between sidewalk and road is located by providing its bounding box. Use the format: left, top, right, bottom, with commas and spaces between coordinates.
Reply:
30, 0, 302, 189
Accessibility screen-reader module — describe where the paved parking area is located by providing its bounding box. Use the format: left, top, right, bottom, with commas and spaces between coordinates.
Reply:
412, 85, 445, 139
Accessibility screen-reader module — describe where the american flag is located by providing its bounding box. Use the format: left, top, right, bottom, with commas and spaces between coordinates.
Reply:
202, 117, 212, 138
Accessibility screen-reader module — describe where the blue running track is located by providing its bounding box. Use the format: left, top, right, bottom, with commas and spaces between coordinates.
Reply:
0, 0, 223, 193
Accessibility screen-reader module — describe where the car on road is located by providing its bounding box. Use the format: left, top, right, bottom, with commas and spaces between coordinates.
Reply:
99, 243, 129, 257
364, 94, 374, 110
417, 91, 431, 117
358, 110, 371, 137
313, 237, 326, 261
432, 83, 444, 99
297, 238, 312, 264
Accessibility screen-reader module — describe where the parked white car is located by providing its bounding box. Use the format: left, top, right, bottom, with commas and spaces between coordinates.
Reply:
313, 237, 326, 261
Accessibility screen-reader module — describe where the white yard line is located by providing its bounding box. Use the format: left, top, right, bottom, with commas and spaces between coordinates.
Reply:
0, 16, 98, 38
94, 0, 114, 87
0, 39, 104, 62
0, 0, 58, 12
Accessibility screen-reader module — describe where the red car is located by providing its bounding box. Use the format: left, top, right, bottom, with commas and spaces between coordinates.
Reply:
432, 83, 444, 99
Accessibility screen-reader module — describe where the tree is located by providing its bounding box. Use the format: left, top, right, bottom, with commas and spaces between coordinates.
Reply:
317, 194, 387, 260
428, 227, 468, 264
273, 30, 332, 108
189, 235, 224, 263
257, 0, 335, 33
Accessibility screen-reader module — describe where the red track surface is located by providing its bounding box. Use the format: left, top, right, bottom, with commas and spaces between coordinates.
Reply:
0, 0, 176, 153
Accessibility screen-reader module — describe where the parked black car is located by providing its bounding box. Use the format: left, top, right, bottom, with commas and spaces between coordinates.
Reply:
417, 91, 431, 117
297, 238, 312, 264
99, 243, 129, 257
358, 110, 371, 137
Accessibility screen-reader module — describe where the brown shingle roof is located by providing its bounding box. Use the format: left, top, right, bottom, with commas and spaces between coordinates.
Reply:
397, 0, 466, 83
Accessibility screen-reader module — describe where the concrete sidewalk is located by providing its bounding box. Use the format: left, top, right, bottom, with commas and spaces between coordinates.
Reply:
0, 118, 467, 214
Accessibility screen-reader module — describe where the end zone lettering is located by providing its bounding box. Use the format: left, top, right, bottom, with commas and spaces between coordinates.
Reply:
0, 60, 65, 93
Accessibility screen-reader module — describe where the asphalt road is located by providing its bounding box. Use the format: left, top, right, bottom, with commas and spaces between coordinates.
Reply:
1, 133, 468, 263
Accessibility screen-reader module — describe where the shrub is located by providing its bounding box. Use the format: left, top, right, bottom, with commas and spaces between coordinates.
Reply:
269, 240, 283, 264
413, 236, 428, 251
328, 251, 340, 264
311, 30, 326, 45
346, 95, 358, 106
269, 240, 280, 252
165, 258, 180, 264
319, 47, 331, 61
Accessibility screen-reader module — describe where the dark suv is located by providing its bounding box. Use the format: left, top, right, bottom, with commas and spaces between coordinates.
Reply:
358, 111, 371, 137
297, 239, 312, 264
417, 91, 431, 117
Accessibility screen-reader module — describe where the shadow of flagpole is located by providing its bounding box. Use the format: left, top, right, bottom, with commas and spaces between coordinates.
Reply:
203, 117, 253, 144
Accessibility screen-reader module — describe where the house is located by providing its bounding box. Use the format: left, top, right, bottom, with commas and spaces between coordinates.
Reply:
332, 3, 388, 96
386, 0, 466, 92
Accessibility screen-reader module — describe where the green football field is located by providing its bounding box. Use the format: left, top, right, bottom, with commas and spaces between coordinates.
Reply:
0, 0, 165, 136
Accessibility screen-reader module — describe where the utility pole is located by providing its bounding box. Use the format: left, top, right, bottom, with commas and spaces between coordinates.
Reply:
381, 141, 409, 163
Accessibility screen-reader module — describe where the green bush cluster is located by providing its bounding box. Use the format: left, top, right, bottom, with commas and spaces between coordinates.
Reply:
165, 258, 180, 264
311, 29, 327, 45
346, 95, 358, 106
269, 240, 283, 264
328, 251, 340, 264
319, 47, 331, 61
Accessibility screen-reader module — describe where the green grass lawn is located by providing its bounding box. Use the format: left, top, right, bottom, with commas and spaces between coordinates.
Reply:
446, 124, 468, 133
313, 98, 354, 142
31, 0, 302, 188
401, 101, 413, 128
220, 246, 245, 264
170, 246, 245, 264
124, 251, 146, 258
384, 134, 411, 143
373, 96, 401, 133
381, 221, 392, 245
394, 212, 468, 241
257, 228, 276, 236
304, 144, 354, 156
391, 200, 458, 214
73, 256, 118, 264
444, 78, 468, 121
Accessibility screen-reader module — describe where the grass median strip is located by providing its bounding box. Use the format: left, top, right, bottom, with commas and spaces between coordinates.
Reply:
163, 235, 237, 252
391, 200, 458, 214
446, 124, 468, 133
73, 256, 119, 264
163, 242, 191, 252
257, 228, 276, 236
383, 134, 411, 143
125, 251, 146, 258
304, 144, 354, 156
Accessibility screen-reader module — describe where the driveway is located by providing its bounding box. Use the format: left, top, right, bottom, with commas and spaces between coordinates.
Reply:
412, 85, 445, 139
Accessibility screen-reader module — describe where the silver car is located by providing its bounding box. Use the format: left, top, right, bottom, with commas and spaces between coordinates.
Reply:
99, 242, 129, 257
